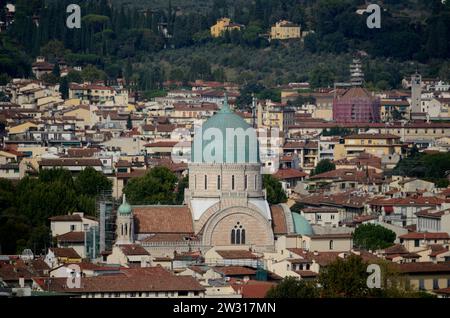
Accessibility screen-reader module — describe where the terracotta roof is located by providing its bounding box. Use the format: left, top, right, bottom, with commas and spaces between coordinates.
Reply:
309, 233, 352, 239
119, 244, 150, 256
270, 205, 288, 235
370, 196, 445, 207
396, 262, 450, 274
215, 250, 260, 260
0, 262, 35, 281
273, 168, 308, 180
288, 248, 345, 266
434, 287, 450, 295
35, 267, 205, 293
416, 208, 450, 219
230, 280, 276, 298
49, 214, 82, 222
294, 270, 318, 278
142, 233, 199, 243
188, 265, 210, 275
383, 244, 408, 255
40, 158, 102, 167
310, 168, 383, 184
50, 248, 81, 259
144, 141, 178, 148
298, 191, 372, 209
115, 160, 132, 168
339, 87, 376, 101
345, 133, 400, 140
302, 207, 339, 213
429, 244, 449, 257
399, 232, 450, 240
56, 231, 85, 243
67, 148, 99, 157
133, 206, 193, 234
213, 266, 256, 276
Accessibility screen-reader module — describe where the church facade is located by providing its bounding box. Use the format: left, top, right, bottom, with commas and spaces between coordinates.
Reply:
113, 99, 305, 256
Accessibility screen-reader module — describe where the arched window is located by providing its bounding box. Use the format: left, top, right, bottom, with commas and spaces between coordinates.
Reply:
329, 240, 334, 250
217, 175, 221, 190
121, 224, 124, 236
244, 175, 248, 190
125, 223, 128, 236
204, 175, 208, 190
231, 175, 235, 190
231, 222, 245, 245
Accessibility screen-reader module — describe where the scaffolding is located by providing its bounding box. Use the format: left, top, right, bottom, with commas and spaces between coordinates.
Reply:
96, 190, 116, 255
85, 225, 99, 260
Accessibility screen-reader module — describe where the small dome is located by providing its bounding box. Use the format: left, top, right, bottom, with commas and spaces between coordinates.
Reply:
118, 195, 132, 215
191, 96, 259, 164
292, 212, 313, 235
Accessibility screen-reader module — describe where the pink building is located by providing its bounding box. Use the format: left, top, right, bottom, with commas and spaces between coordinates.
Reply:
333, 87, 380, 123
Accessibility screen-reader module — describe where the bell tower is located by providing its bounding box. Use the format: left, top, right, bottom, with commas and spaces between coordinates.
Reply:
115, 194, 133, 245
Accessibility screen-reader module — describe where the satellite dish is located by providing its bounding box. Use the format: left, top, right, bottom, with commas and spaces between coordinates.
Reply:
20, 249, 34, 261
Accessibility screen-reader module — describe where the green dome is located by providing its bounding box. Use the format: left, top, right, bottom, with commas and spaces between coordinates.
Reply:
191, 97, 260, 164
118, 195, 132, 215
292, 212, 314, 236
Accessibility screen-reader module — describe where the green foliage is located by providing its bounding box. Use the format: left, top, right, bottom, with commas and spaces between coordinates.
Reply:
126, 114, 133, 130
81, 65, 107, 83
319, 254, 370, 297
123, 167, 179, 205
266, 277, 319, 298
5, 0, 448, 92
66, 71, 83, 84
290, 202, 305, 213
143, 89, 167, 100
0, 168, 112, 254
353, 224, 396, 251
60, 77, 69, 99
263, 174, 287, 204
40, 40, 66, 62
176, 176, 189, 204
312, 159, 336, 176
322, 127, 354, 136
74, 167, 112, 196
392, 151, 450, 186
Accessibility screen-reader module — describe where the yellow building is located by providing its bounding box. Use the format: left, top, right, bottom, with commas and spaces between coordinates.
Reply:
335, 133, 403, 159
8, 121, 38, 135
210, 18, 242, 38
257, 101, 295, 132
270, 20, 301, 40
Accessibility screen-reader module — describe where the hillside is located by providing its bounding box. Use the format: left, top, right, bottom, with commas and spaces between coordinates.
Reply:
1, 0, 449, 93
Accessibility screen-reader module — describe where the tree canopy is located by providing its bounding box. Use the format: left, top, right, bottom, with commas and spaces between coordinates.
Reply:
123, 166, 180, 205
0, 168, 112, 255
263, 174, 287, 204
312, 159, 336, 176
353, 224, 396, 251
